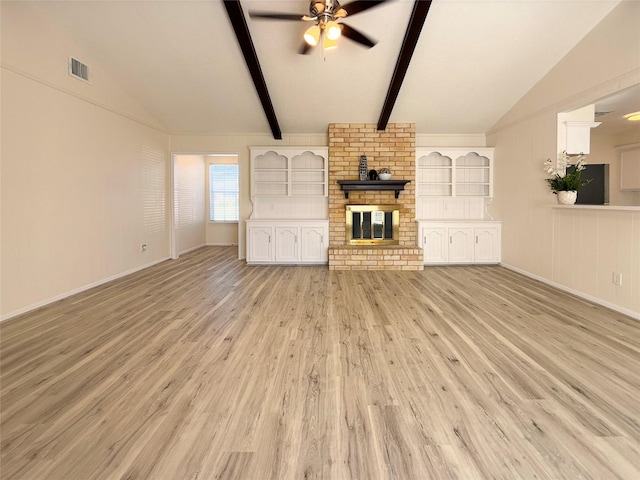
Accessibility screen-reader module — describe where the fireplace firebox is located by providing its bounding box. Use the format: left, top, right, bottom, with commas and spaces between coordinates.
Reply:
346, 205, 400, 245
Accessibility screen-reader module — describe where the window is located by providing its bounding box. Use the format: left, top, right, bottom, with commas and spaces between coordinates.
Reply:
209, 164, 239, 222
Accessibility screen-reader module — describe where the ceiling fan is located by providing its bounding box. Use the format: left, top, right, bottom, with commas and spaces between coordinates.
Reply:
248, 0, 392, 54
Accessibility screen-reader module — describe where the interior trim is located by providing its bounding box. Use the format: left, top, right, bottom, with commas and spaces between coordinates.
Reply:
501, 263, 640, 321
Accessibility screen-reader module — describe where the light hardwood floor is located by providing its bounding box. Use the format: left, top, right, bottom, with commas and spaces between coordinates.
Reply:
1, 246, 639, 480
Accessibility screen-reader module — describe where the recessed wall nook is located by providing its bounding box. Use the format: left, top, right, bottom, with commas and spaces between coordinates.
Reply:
415, 147, 501, 264
246, 147, 329, 264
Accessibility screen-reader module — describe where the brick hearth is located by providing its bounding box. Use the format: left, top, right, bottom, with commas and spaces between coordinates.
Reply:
328, 123, 423, 270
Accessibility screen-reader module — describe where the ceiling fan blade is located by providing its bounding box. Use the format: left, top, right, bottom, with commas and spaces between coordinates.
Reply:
340, 23, 377, 48
298, 41, 314, 55
248, 12, 308, 21
340, 0, 392, 17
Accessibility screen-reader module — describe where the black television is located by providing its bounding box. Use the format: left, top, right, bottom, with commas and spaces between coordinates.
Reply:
567, 163, 609, 205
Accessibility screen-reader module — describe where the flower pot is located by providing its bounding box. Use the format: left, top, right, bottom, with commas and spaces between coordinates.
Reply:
557, 190, 577, 205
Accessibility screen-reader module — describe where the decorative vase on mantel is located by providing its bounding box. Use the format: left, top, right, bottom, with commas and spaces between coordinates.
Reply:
557, 190, 577, 205
359, 155, 368, 181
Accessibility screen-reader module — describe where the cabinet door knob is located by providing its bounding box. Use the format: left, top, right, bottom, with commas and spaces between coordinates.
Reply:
476, 236, 478, 243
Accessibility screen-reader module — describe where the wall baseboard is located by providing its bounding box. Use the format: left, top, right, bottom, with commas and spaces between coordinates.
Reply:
1, 257, 171, 323
501, 263, 640, 321
206, 242, 238, 246
178, 243, 207, 255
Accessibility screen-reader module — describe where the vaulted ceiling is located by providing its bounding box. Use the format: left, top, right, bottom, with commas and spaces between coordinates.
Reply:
23, 0, 622, 137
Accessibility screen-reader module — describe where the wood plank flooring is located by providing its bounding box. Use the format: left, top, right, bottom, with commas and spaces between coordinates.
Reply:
1, 246, 639, 480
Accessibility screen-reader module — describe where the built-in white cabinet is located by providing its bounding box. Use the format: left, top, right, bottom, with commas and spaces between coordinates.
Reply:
619, 144, 640, 191
564, 121, 600, 155
418, 221, 501, 264
416, 148, 494, 198
275, 226, 298, 262
415, 147, 495, 221
248, 225, 274, 263
250, 147, 329, 198
422, 226, 449, 263
300, 226, 327, 262
246, 220, 329, 264
248, 146, 329, 265
473, 225, 502, 263
415, 148, 500, 264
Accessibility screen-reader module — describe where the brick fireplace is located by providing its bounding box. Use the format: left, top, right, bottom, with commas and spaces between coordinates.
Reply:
328, 123, 423, 270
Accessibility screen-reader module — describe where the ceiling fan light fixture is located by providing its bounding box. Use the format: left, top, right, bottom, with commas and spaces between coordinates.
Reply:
323, 36, 338, 50
248, 0, 388, 55
326, 20, 341, 40
624, 111, 640, 121
304, 25, 321, 46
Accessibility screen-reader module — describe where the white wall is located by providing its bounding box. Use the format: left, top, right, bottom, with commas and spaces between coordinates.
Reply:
1, 3, 171, 319
174, 155, 206, 254
488, 2, 640, 318
416, 134, 487, 148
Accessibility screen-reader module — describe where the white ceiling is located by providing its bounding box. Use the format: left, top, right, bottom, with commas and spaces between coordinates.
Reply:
26, 0, 623, 137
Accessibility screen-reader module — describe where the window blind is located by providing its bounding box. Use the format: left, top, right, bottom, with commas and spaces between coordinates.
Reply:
209, 164, 239, 222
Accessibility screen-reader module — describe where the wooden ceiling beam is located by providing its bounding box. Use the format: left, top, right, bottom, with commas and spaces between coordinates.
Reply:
377, 0, 432, 131
223, 0, 282, 140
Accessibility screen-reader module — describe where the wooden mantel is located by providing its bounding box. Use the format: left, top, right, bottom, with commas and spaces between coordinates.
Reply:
337, 180, 411, 199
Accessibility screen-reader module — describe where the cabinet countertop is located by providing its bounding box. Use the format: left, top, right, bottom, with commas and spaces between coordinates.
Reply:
551, 205, 640, 212
416, 219, 501, 223
246, 218, 329, 223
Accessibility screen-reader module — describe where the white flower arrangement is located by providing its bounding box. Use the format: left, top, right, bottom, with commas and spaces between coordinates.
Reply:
544, 151, 590, 193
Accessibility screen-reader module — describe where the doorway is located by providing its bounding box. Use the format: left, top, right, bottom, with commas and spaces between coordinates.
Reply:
171, 153, 240, 259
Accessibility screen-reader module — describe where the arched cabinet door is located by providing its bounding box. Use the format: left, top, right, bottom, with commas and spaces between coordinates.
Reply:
421, 226, 448, 264
300, 226, 327, 263
275, 226, 298, 263
447, 227, 474, 264
474, 227, 501, 263
247, 226, 274, 263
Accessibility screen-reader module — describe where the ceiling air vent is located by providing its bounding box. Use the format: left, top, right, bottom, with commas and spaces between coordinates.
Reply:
69, 57, 90, 83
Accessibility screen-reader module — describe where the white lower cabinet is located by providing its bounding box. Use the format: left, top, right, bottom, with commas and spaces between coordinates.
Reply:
247, 225, 274, 263
473, 225, 501, 263
247, 220, 328, 264
275, 226, 298, 262
418, 221, 501, 264
300, 226, 326, 262
422, 227, 448, 264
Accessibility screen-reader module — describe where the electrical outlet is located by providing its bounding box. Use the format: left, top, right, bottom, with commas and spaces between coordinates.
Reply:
141, 244, 147, 252
612, 272, 622, 286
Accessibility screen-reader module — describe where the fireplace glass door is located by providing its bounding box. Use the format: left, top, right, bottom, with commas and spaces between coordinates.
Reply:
346, 205, 399, 245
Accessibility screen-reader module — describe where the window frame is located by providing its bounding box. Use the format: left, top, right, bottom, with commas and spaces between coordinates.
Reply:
208, 162, 239, 223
